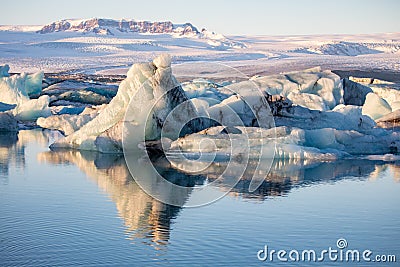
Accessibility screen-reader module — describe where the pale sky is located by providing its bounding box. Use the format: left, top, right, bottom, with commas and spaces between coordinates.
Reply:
1, 0, 399, 35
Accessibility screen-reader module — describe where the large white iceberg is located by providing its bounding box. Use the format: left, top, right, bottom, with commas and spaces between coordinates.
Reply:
51, 54, 203, 153
37, 57, 398, 157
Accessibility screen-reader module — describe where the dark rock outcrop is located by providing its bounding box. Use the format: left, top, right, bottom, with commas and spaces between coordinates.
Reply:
37, 18, 199, 36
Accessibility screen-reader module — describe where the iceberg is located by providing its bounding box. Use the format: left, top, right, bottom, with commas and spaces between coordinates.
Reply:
0, 65, 49, 121
32, 58, 397, 158
51, 54, 203, 153
37, 111, 98, 135
0, 71, 30, 105
0, 64, 10, 78
25, 71, 44, 97
13, 95, 51, 121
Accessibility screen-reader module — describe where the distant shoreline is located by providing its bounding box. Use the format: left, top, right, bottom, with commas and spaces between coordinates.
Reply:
332, 69, 400, 83
8, 68, 400, 84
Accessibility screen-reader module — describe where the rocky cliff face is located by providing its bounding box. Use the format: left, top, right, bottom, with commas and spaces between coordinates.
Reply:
37, 18, 199, 36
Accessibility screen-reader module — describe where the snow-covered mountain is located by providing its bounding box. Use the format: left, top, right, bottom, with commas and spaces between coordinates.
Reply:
28, 18, 246, 50
1, 18, 399, 74
293, 41, 400, 56
36, 18, 200, 36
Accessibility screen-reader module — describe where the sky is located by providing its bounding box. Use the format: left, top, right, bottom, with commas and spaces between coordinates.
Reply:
1, 0, 399, 35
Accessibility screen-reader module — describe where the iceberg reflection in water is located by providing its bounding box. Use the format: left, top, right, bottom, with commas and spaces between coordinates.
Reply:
1, 130, 399, 267
38, 137, 397, 247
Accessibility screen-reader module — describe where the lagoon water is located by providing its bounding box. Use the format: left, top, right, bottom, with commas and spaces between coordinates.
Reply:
1, 130, 399, 266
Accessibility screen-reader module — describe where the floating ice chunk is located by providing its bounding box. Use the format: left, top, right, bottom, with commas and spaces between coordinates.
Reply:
0, 64, 10, 78
273, 143, 345, 160
362, 93, 392, 120
207, 95, 255, 127
153, 54, 171, 68
286, 72, 320, 92
0, 69, 50, 121
0, 70, 44, 100
340, 130, 400, 155
0, 73, 30, 104
168, 126, 347, 160
13, 95, 51, 121
365, 154, 400, 161
37, 112, 98, 135
25, 71, 44, 97
332, 104, 375, 127
347, 76, 400, 109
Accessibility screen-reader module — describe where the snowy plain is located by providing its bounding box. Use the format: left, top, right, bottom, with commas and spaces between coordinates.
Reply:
0, 22, 399, 78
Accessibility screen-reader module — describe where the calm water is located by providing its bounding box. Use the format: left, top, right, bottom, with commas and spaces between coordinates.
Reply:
0, 130, 399, 266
